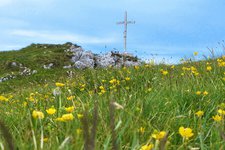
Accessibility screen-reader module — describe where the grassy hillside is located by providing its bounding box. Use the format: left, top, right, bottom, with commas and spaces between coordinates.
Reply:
0, 43, 73, 72
0, 43, 75, 93
0, 45, 225, 149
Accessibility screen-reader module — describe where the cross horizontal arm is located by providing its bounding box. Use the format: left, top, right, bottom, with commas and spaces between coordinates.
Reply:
117, 21, 125, 24
127, 21, 135, 24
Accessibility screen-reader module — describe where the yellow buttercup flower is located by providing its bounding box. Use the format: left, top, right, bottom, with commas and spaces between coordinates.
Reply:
55, 117, 64, 122
212, 115, 222, 122
171, 65, 175, 69
46, 108, 56, 115
61, 113, 74, 121
0, 95, 9, 101
65, 106, 75, 113
195, 110, 204, 117
139, 127, 145, 134
77, 114, 83, 119
125, 77, 131, 81
55, 82, 65, 87
134, 66, 139, 70
203, 91, 208, 96
32, 110, 44, 119
217, 109, 225, 115
76, 128, 82, 135
206, 66, 212, 71
193, 52, 198, 56
161, 70, 168, 75
179, 127, 194, 139
151, 130, 167, 140
196, 91, 201, 95
67, 96, 75, 101
140, 144, 154, 150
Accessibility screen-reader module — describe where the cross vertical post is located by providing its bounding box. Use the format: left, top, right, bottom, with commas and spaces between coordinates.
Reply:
117, 11, 135, 54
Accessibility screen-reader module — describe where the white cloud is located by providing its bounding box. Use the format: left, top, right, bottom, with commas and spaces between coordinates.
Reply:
10, 29, 117, 44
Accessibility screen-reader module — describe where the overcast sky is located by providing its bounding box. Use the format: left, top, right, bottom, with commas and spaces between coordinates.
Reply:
0, 0, 225, 63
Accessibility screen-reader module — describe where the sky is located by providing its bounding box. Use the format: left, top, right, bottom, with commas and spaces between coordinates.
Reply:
0, 0, 225, 63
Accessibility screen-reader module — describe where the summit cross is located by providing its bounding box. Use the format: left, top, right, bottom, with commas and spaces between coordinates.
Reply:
117, 11, 135, 53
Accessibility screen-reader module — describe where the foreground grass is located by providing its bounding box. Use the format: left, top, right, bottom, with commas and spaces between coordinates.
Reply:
0, 55, 225, 149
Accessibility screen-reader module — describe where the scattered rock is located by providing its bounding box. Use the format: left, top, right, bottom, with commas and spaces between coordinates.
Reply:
63, 65, 72, 69
11, 62, 18, 67
43, 63, 54, 69
0, 74, 16, 83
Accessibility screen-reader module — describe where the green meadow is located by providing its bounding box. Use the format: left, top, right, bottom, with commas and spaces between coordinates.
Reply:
0, 44, 225, 149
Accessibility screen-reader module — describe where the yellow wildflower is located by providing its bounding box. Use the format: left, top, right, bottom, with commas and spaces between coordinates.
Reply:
32, 110, 44, 119
61, 113, 74, 121
109, 78, 120, 85
109, 79, 116, 84
139, 127, 145, 134
0, 95, 9, 101
46, 108, 56, 115
65, 106, 75, 113
125, 77, 131, 81
193, 52, 198, 56
194, 72, 199, 76
140, 144, 154, 150
212, 115, 222, 122
196, 91, 201, 95
80, 88, 85, 91
76, 128, 82, 135
179, 126, 194, 139
162, 70, 168, 75
23, 102, 27, 107
206, 66, 212, 71
55, 117, 64, 122
171, 65, 175, 69
195, 110, 204, 117
203, 91, 208, 96
217, 109, 225, 115
152, 131, 167, 140
134, 66, 139, 70
99, 86, 104, 90
55, 82, 65, 87
67, 96, 75, 101
77, 114, 83, 119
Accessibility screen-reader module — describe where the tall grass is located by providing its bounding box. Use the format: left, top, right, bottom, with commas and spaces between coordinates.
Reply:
0, 55, 224, 149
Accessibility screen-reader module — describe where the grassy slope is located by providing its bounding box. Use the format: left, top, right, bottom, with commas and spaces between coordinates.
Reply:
0, 45, 225, 149
0, 43, 74, 93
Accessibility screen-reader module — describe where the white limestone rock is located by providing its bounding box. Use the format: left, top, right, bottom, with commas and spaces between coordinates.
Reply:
95, 52, 116, 68
43, 63, 54, 69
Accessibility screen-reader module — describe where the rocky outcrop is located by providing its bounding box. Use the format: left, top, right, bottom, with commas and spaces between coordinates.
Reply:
66, 44, 141, 69
66, 45, 95, 69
